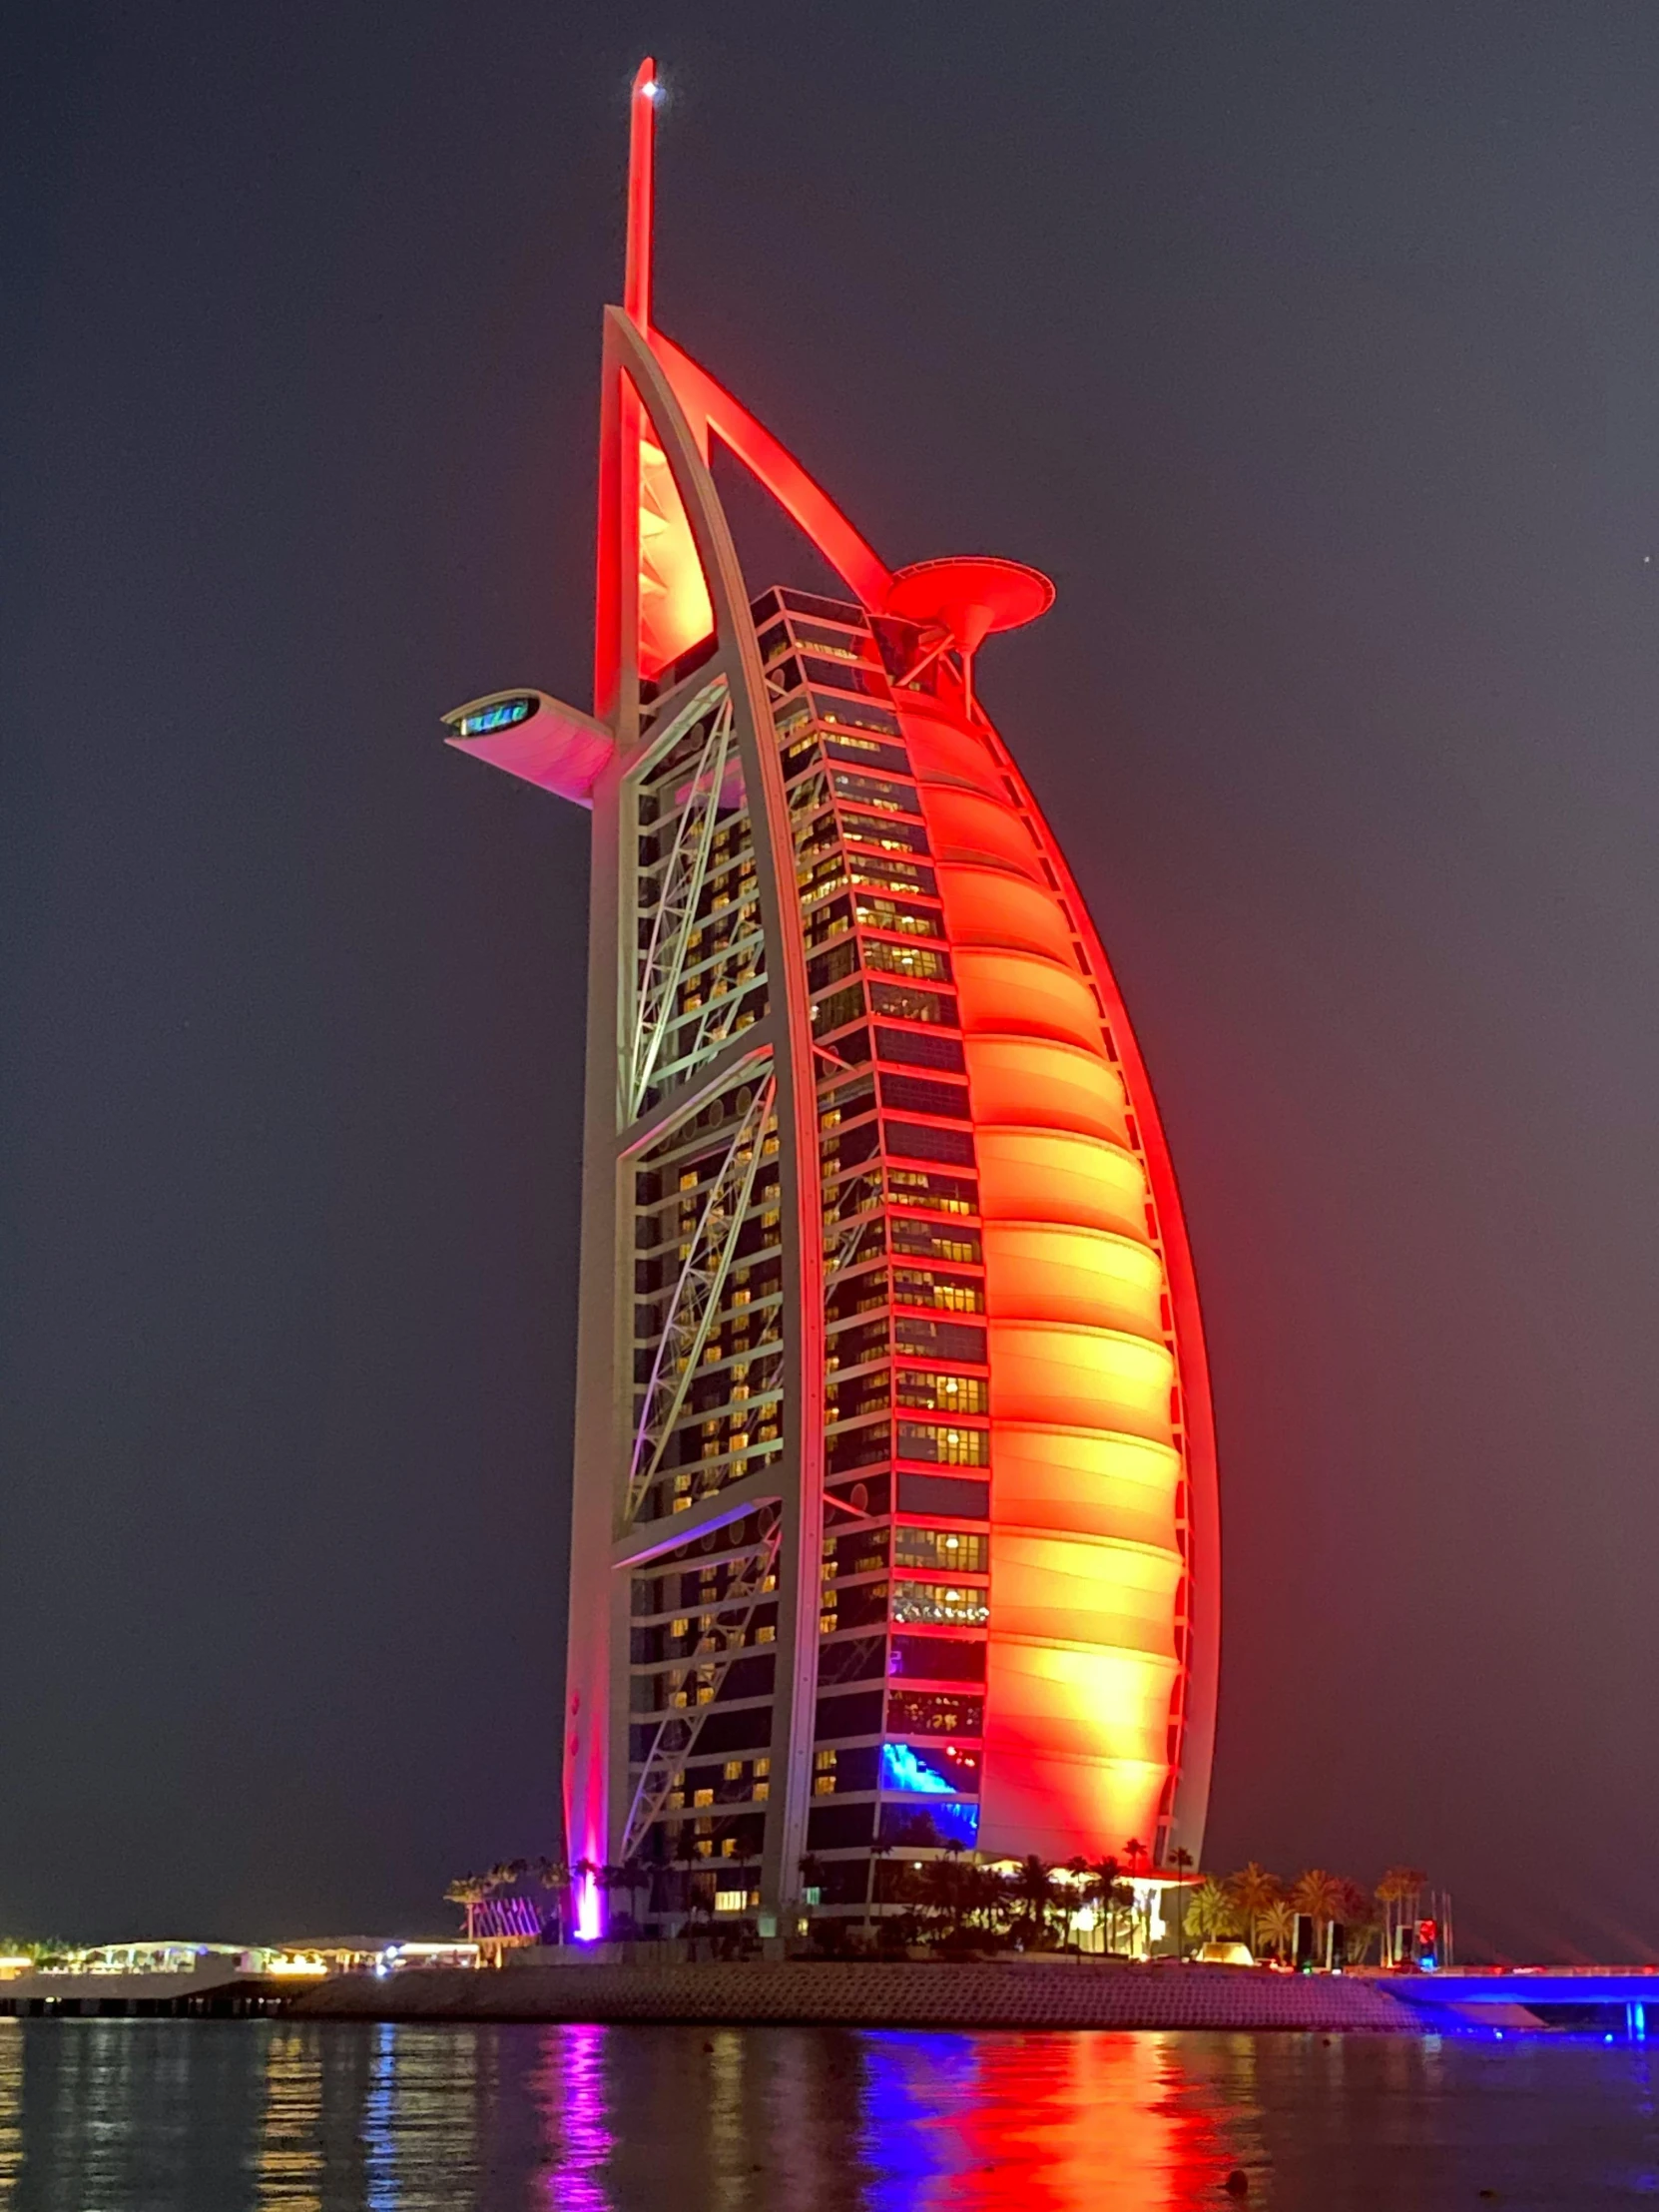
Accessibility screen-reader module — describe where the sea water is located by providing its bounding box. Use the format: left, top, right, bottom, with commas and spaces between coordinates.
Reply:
0, 2016, 1654, 2209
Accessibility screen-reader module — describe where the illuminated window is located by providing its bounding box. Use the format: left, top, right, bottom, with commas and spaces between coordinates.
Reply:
894, 1528, 987, 1574
891, 1581, 990, 1627
754, 1758, 770, 1778
864, 939, 949, 981
694, 1788, 714, 1808
724, 1762, 744, 1782
895, 1371, 988, 1415
897, 1421, 989, 1467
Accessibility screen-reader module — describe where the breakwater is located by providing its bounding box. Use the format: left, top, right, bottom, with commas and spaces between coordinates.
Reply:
290, 1959, 1418, 2032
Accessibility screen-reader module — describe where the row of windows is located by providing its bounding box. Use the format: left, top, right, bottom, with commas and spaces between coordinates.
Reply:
780, 646, 993, 1852
821, 1526, 988, 1579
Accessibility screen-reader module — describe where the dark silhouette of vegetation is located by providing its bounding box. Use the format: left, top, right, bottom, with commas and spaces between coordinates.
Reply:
444, 1843, 1431, 1968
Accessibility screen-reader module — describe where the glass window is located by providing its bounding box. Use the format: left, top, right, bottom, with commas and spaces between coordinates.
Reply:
890, 1221, 983, 1267
865, 938, 951, 981
869, 981, 957, 1026
896, 1420, 989, 1467
831, 770, 919, 815
894, 1527, 988, 1574
887, 1689, 984, 1738
895, 1371, 988, 1415
891, 1581, 989, 1627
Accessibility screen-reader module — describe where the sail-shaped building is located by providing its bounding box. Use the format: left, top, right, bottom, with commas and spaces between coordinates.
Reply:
445, 62, 1220, 1934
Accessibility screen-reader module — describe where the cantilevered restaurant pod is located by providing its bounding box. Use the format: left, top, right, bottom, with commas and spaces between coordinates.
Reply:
445, 62, 1220, 1933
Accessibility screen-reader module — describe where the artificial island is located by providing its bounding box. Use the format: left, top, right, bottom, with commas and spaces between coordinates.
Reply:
9, 65, 1654, 2043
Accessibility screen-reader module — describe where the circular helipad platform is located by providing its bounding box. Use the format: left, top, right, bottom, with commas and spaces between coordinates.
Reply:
881, 556, 1056, 654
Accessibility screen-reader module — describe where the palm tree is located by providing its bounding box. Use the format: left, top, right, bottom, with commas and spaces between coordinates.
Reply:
1377, 1866, 1429, 1966
1085, 1857, 1128, 1954
1259, 1899, 1296, 1962
533, 1856, 571, 1943
1289, 1869, 1345, 1968
1334, 1879, 1377, 1965
1227, 1863, 1283, 1958
1120, 1838, 1154, 1952
1003, 1855, 1057, 1947
1170, 1847, 1195, 1958
443, 1873, 493, 1940
1186, 1877, 1241, 1946
863, 1838, 892, 1934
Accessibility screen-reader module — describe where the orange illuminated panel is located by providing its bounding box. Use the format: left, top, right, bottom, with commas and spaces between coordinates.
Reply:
634, 397, 715, 679
898, 694, 1191, 1864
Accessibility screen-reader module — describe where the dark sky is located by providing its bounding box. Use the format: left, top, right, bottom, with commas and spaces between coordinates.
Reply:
5, 1, 1658, 1960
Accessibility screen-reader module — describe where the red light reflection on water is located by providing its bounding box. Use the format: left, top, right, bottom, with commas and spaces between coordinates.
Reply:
857, 2031, 1245, 2212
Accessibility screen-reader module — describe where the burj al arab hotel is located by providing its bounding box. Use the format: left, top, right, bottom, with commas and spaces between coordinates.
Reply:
445, 62, 1220, 1936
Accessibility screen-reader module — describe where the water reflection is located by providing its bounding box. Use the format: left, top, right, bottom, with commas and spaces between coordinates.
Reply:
256, 2025, 324, 2209
0, 2026, 21, 2206
0, 2017, 1655, 2208
859, 2032, 1249, 2211
532, 2024, 611, 2210
352, 2023, 485, 2212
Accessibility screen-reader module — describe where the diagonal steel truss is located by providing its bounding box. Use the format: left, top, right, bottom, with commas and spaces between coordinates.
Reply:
626, 1073, 779, 1525
621, 1511, 783, 1860
627, 688, 739, 1120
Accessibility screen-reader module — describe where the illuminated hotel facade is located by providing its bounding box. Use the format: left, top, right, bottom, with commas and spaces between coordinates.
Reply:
446, 64, 1219, 1933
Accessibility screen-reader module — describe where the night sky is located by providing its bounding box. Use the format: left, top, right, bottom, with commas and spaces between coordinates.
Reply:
5, 2, 1659, 1961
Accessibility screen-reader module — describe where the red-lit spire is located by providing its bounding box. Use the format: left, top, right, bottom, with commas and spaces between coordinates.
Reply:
625, 58, 656, 331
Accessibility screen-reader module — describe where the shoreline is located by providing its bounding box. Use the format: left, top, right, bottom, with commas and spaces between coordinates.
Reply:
287, 1960, 1419, 2033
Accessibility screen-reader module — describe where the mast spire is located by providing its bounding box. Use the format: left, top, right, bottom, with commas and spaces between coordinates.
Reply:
624, 58, 656, 331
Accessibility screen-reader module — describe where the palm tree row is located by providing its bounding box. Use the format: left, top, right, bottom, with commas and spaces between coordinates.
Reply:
443, 1844, 1431, 1963
1183, 1861, 1431, 1966
443, 1855, 656, 1940
815, 1847, 1140, 1955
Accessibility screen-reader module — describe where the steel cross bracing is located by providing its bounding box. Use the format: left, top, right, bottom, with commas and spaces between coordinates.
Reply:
627, 685, 765, 1121
625, 1072, 780, 1524
620, 1513, 783, 1860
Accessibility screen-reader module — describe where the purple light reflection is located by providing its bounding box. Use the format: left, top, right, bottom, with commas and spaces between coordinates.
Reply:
533, 2021, 613, 2209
